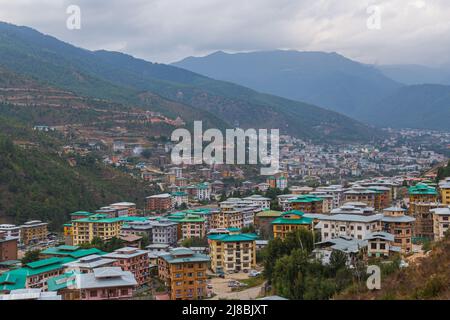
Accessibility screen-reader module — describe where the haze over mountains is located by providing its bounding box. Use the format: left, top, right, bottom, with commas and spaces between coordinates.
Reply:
174, 51, 450, 131
0, 21, 380, 143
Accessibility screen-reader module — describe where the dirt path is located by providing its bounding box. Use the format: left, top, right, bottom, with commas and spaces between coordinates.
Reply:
207, 272, 265, 300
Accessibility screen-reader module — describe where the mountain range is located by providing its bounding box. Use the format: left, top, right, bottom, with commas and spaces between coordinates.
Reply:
0, 21, 380, 143
174, 51, 450, 131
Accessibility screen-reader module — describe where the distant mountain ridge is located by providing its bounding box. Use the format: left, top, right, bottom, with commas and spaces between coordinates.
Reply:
173, 50, 450, 131
0, 21, 382, 143
173, 50, 402, 118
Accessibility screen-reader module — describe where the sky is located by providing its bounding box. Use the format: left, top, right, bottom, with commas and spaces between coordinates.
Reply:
0, 0, 449, 66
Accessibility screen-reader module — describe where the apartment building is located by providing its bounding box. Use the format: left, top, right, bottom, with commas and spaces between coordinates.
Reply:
344, 186, 380, 210
212, 198, 261, 229
20, 220, 48, 246
412, 202, 445, 239
0, 231, 18, 262
150, 218, 178, 245
408, 183, 438, 214
242, 195, 271, 210
0, 224, 21, 240
208, 232, 257, 273
439, 179, 450, 205
254, 210, 282, 239
271, 210, 314, 240
365, 232, 399, 258
103, 247, 150, 286
288, 195, 324, 213
381, 207, 415, 254
146, 193, 173, 213
315, 213, 383, 241
431, 206, 450, 241
72, 214, 123, 245
158, 248, 209, 300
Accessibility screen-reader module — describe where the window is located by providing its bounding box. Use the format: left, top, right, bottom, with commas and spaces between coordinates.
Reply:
371, 243, 377, 249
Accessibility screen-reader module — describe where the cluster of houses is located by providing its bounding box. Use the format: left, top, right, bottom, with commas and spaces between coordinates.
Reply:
0, 175, 449, 300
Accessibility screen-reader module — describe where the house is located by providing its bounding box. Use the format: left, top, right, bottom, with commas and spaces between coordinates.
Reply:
314, 236, 368, 266
431, 206, 450, 241
365, 232, 399, 258
271, 210, 314, 240
158, 248, 210, 300
47, 267, 137, 300
208, 232, 257, 273
103, 247, 150, 287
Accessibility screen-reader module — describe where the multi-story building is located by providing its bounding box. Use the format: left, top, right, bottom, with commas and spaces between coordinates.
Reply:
0, 224, 21, 240
120, 220, 153, 239
288, 195, 324, 213
0, 231, 18, 262
408, 183, 438, 214
158, 248, 209, 300
254, 210, 282, 239
208, 232, 257, 273
178, 215, 206, 240
20, 220, 48, 246
172, 191, 189, 208
103, 247, 150, 287
412, 202, 445, 239
72, 214, 124, 245
48, 267, 137, 300
431, 206, 450, 241
344, 186, 380, 210
315, 185, 345, 209
0, 257, 73, 292
242, 195, 271, 210
63, 254, 117, 274
365, 232, 399, 258
146, 193, 173, 213
212, 198, 261, 229
150, 218, 178, 245
439, 179, 450, 205
109, 202, 137, 216
381, 207, 415, 254
271, 210, 314, 240
315, 213, 383, 241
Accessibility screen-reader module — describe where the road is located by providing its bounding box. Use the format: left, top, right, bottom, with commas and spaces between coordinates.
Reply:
207, 272, 266, 300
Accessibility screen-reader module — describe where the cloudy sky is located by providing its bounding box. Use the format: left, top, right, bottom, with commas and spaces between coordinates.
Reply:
0, 0, 449, 66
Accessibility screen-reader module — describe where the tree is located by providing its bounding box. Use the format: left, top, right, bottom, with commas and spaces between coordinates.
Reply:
241, 224, 256, 234
141, 149, 153, 159
21, 249, 41, 264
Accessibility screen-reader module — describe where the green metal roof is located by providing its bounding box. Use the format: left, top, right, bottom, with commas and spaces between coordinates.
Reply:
41, 246, 105, 259
408, 183, 437, 195
47, 272, 77, 291
208, 233, 258, 242
271, 210, 313, 225
288, 195, 323, 203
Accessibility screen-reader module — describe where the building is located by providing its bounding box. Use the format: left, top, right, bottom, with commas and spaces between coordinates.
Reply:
150, 219, 178, 245
177, 215, 207, 240
40, 245, 105, 260
315, 185, 345, 209
242, 195, 271, 210
63, 254, 117, 274
288, 195, 324, 213
146, 193, 173, 212
314, 236, 367, 267
0, 257, 73, 292
72, 214, 123, 245
0, 224, 21, 240
381, 207, 415, 254
365, 232, 399, 258
208, 231, 257, 273
412, 202, 445, 239
315, 213, 383, 241
172, 191, 189, 208
121, 220, 153, 239
408, 183, 438, 214
439, 180, 450, 205
20, 220, 48, 246
431, 206, 450, 241
254, 210, 283, 239
0, 288, 61, 300
0, 232, 18, 262
212, 198, 262, 229
48, 267, 137, 300
271, 210, 314, 240
103, 247, 150, 287
158, 247, 210, 300
343, 187, 380, 210
109, 202, 137, 216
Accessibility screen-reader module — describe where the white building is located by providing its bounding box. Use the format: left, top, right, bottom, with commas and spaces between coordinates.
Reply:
431, 206, 450, 241
243, 195, 271, 210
